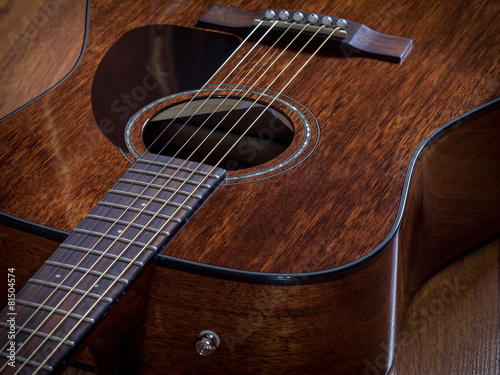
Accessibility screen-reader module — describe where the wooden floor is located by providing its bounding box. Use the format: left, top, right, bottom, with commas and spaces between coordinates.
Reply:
1, 1, 498, 374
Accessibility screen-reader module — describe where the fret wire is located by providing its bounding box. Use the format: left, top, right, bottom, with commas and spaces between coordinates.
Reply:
29, 259, 132, 312
126, 168, 212, 189
8, 20, 268, 374
0, 352, 53, 372
44, 260, 129, 284
15, 300, 95, 324
108, 189, 192, 210
23, 262, 121, 303
56, 237, 150, 274
134, 158, 221, 178
118, 178, 202, 199
28, 278, 113, 303
100, 196, 185, 223
86, 214, 170, 236
72, 228, 157, 251
131, 158, 218, 181
96, 201, 182, 223
60, 243, 145, 267
0, 322, 75, 346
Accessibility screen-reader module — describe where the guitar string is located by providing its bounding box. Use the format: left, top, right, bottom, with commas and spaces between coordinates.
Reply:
33, 23, 334, 374
142, 24, 285, 166
136, 21, 294, 183
140, 19, 279, 165
198, 26, 340, 189
16, 19, 320, 372
11, 16, 322, 370
1, 19, 273, 373
3, 19, 287, 372
26, 23, 334, 374
39, 24, 338, 374
10, 11, 340, 370
4, 27, 273, 373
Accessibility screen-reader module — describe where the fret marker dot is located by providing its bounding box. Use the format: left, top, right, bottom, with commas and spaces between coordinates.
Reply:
141, 203, 146, 207
94, 284, 99, 288
117, 229, 123, 233
55, 274, 61, 278
17, 342, 23, 347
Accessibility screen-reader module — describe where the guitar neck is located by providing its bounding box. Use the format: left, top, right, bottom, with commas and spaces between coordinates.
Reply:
0, 153, 225, 374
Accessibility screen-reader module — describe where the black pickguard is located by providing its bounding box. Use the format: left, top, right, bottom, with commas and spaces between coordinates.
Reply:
92, 24, 240, 151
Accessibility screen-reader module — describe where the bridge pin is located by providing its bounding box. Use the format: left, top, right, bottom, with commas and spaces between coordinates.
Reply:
337, 19, 348, 29
321, 16, 333, 26
308, 14, 319, 24
279, 10, 289, 21
265, 10, 276, 20
293, 12, 304, 22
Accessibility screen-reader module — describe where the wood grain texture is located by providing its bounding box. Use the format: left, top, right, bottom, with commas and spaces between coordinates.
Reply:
389, 240, 500, 375
141, 247, 398, 374
0, 0, 499, 374
1, 0, 499, 274
0, 0, 86, 118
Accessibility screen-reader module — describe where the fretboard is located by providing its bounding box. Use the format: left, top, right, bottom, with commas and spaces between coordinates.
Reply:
0, 153, 226, 374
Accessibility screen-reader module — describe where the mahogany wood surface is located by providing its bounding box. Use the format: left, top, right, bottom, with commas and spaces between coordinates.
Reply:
0, 0, 86, 118
0, 0, 499, 274
0, 0, 499, 374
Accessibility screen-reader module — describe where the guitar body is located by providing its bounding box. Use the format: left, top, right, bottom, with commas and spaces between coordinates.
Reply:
0, 0, 499, 373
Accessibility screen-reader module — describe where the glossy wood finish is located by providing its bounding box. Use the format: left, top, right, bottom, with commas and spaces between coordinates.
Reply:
1, 0, 499, 276
91, 24, 241, 152
0, 0, 499, 374
0, 0, 86, 118
142, 246, 398, 374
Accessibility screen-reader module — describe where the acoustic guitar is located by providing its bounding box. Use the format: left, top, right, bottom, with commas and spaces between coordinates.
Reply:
0, 0, 499, 374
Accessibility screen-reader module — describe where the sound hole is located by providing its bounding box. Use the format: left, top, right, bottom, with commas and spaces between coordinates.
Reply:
143, 97, 295, 171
